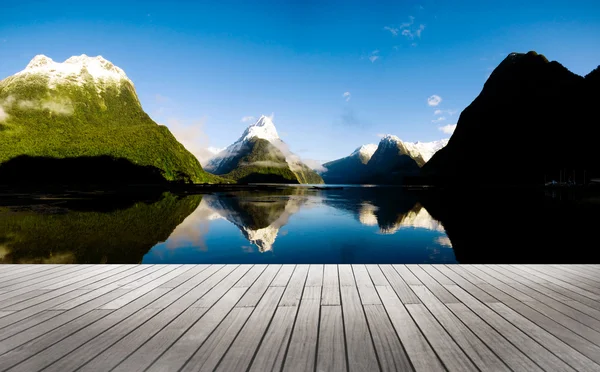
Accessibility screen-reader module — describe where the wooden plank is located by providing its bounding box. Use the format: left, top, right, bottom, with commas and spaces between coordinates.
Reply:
180, 307, 254, 372
445, 303, 543, 372
214, 287, 286, 372
487, 265, 600, 326
393, 264, 421, 285
378, 265, 420, 304
100, 265, 191, 309
443, 284, 576, 372
321, 264, 340, 306
526, 265, 600, 295
282, 295, 320, 371
405, 303, 477, 372
271, 265, 296, 287
144, 286, 251, 372
78, 265, 227, 372
247, 267, 301, 372
0, 265, 89, 291
0, 265, 129, 312
0, 309, 114, 371
5, 284, 171, 372
496, 264, 600, 312
431, 265, 497, 303
352, 265, 381, 305
338, 264, 355, 286
363, 304, 413, 372
405, 265, 458, 304
365, 265, 390, 286
279, 265, 309, 306
316, 306, 347, 372
236, 265, 282, 307
192, 265, 253, 308
306, 264, 324, 287
0, 310, 63, 342
410, 284, 510, 371
248, 306, 298, 372
549, 265, 600, 286
234, 264, 267, 288
489, 302, 600, 372
463, 265, 600, 348
111, 265, 241, 372
340, 285, 380, 372
0, 265, 60, 282
512, 265, 600, 301
159, 264, 210, 288
49, 266, 224, 372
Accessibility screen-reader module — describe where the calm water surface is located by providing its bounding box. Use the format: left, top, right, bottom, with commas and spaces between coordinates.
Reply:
1, 185, 598, 264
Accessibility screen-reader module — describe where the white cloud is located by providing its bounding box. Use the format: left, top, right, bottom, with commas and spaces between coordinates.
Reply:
302, 158, 326, 172
241, 116, 255, 122
163, 117, 218, 167
431, 116, 446, 123
0, 106, 8, 122
367, 49, 380, 63
439, 124, 457, 134
434, 109, 457, 116
343, 92, 351, 101
427, 95, 442, 106
2, 95, 73, 116
384, 26, 399, 36
401, 29, 413, 39
376, 133, 386, 138
415, 24, 425, 38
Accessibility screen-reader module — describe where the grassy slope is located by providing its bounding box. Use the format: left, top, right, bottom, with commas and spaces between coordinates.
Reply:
0, 73, 224, 184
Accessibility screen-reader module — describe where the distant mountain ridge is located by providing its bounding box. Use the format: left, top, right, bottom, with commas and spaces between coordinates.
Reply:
321, 136, 448, 184
206, 115, 324, 184
423, 51, 600, 185
0, 54, 220, 184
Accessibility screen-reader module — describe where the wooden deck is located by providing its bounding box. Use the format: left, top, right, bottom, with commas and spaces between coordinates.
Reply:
0, 265, 599, 372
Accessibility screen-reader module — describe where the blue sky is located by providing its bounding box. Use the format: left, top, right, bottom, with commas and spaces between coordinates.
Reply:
1, 0, 599, 164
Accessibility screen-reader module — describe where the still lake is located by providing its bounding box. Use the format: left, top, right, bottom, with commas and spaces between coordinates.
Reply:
1, 185, 598, 264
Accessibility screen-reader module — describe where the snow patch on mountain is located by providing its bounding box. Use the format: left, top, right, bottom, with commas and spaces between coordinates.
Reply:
404, 139, 449, 162
374, 135, 448, 162
351, 144, 378, 160
15, 54, 133, 91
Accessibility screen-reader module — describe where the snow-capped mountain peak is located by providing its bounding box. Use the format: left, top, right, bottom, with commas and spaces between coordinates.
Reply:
238, 115, 279, 143
16, 54, 132, 89
351, 144, 378, 159
404, 139, 449, 162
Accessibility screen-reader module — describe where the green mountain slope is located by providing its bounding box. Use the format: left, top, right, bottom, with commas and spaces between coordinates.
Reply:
0, 55, 223, 184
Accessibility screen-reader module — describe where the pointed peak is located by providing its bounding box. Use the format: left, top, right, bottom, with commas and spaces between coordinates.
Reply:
239, 113, 279, 142
379, 134, 402, 143
26, 55, 54, 69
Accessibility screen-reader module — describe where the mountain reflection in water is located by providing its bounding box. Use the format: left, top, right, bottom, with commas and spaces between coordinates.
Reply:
1, 186, 598, 264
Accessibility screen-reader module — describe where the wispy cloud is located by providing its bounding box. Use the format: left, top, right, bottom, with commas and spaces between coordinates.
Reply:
163, 117, 219, 167
302, 158, 326, 172
376, 133, 386, 138
439, 124, 457, 134
343, 92, 351, 101
432, 116, 446, 123
241, 116, 255, 122
415, 24, 425, 38
383, 26, 399, 36
369, 50, 380, 63
434, 109, 457, 116
427, 95, 442, 106
1, 95, 73, 116
0, 106, 8, 122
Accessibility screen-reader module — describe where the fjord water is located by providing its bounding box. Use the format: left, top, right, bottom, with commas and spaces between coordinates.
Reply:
1, 186, 598, 264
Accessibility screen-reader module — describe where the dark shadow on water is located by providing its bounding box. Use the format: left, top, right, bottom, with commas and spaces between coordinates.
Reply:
0, 155, 169, 186
419, 187, 600, 263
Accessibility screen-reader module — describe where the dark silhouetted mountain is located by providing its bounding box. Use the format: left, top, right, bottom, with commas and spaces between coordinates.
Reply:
423, 51, 600, 185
